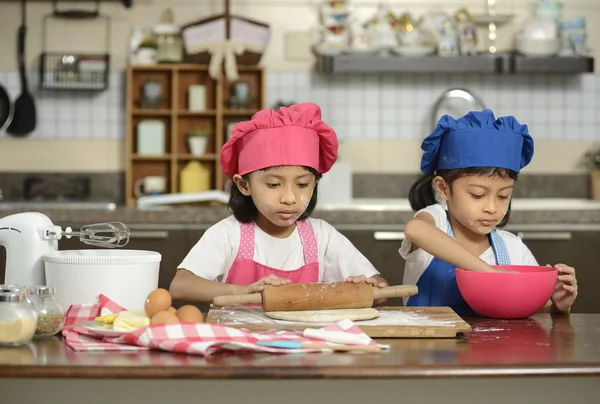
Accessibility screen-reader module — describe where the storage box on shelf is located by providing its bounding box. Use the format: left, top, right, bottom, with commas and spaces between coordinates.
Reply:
125, 64, 266, 207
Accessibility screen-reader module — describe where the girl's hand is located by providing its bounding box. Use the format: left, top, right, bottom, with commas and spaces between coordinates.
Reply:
345, 275, 387, 288
346, 275, 388, 304
549, 264, 578, 313
243, 274, 291, 294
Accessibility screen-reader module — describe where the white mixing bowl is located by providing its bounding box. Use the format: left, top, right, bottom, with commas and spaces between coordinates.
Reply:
43, 250, 161, 312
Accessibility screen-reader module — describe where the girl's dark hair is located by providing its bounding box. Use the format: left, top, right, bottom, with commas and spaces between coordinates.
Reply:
227, 166, 323, 223
408, 167, 518, 228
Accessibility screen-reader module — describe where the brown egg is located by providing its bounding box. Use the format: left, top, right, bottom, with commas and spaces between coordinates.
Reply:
144, 288, 172, 318
150, 310, 180, 325
167, 306, 177, 314
176, 305, 204, 323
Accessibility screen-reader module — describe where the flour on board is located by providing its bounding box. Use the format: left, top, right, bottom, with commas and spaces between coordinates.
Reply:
355, 310, 459, 327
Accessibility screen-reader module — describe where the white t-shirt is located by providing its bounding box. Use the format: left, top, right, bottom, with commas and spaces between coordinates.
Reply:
399, 204, 538, 304
179, 215, 380, 283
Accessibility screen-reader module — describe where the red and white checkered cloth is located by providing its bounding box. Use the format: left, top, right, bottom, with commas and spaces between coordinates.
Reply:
62, 295, 388, 355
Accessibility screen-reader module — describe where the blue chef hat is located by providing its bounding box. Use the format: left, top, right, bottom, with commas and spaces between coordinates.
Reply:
420, 109, 534, 174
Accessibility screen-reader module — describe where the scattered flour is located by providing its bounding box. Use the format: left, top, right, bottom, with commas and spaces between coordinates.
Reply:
472, 327, 505, 332
354, 310, 459, 327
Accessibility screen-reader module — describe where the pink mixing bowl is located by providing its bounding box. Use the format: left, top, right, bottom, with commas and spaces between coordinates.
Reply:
455, 265, 558, 319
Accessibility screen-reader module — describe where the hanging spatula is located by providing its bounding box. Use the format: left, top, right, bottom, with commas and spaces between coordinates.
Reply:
7, 0, 36, 137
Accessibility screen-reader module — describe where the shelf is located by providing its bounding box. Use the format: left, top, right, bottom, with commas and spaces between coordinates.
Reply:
177, 110, 217, 116
236, 65, 265, 72
511, 55, 594, 73
132, 109, 172, 116
174, 64, 211, 71
39, 82, 108, 91
224, 109, 260, 116
314, 53, 594, 74
177, 154, 217, 161
130, 64, 210, 72
125, 64, 266, 207
132, 155, 172, 161
315, 53, 509, 74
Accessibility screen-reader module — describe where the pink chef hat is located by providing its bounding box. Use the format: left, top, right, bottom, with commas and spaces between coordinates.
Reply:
220, 102, 338, 179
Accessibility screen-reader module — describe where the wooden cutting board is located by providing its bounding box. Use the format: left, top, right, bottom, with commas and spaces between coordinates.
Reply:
206, 306, 471, 338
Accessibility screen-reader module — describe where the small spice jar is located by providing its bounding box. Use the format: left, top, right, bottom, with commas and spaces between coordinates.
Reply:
0, 292, 38, 347
30, 286, 65, 337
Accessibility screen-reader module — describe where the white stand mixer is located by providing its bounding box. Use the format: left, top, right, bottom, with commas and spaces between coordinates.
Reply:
0, 212, 130, 287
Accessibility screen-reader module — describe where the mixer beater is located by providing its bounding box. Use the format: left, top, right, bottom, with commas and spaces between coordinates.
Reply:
43, 221, 130, 248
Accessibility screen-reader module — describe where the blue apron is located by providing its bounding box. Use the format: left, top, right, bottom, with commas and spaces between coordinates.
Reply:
407, 217, 511, 316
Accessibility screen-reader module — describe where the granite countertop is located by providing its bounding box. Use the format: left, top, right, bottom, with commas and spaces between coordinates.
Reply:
0, 198, 600, 227
0, 314, 597, 379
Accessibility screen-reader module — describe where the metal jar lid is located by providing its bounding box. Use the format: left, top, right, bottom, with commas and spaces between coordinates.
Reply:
0, 292, 26, 303
33, 286, 56, 295
0, 285, 32, 295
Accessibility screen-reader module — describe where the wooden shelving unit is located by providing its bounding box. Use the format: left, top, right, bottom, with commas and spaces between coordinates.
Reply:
125, 64, 266, 207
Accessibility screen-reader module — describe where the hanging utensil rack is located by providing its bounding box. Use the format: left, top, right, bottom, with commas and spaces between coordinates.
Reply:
39, 0, 110, 91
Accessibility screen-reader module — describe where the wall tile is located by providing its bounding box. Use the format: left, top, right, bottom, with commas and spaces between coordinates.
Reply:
1, 70, 599, 142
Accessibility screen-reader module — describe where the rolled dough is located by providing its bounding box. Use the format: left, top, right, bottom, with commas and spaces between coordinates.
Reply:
264, 308, 379, 323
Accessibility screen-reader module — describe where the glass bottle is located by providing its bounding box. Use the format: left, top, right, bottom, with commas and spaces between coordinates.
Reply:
30, 286, 65, 337
154, 25, 183, 63
153, 9, 182, 63
0, 292, 37, 347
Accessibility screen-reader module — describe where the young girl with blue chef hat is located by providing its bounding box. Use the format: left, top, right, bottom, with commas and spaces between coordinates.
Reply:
169, 102, 388, 303
400, 109, 578, 315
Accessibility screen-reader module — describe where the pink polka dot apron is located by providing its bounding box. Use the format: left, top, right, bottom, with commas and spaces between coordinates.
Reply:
225, 219, 319, 285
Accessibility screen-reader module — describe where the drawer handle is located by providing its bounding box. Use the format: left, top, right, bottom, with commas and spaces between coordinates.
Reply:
130, 231, 169, 239
373, 231, 405, 241
517, 231, 572, 241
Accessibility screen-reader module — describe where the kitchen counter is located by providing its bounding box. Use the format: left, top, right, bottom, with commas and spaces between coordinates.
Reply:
0, 314, 598, 403
1, 198, 600, 227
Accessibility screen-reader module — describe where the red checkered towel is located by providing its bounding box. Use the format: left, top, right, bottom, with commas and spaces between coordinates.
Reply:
62, 295, 388, 355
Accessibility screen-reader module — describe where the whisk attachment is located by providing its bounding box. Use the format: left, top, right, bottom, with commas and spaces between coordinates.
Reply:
63, 221, 130, 248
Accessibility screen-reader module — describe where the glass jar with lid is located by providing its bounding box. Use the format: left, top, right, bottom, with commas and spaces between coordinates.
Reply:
30, 286, 65, 337
0, 284, 35, 309
0, 292, 38, 347
154, 23, 183, 63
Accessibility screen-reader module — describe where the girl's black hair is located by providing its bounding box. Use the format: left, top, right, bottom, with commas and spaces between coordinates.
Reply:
408, 167, 518, 228
227, 166, 323, 223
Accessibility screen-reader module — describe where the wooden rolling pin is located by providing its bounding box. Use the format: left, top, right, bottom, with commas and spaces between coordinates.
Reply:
212, 282, 418, 312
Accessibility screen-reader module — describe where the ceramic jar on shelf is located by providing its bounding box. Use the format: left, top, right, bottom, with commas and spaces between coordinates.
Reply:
314, 1, 351, 55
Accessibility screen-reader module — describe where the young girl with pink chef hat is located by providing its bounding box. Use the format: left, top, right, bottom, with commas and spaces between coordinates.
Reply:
169, 102, 388, 303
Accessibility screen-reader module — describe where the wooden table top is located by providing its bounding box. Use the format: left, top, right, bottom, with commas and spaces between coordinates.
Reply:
1, 313, 598, 379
